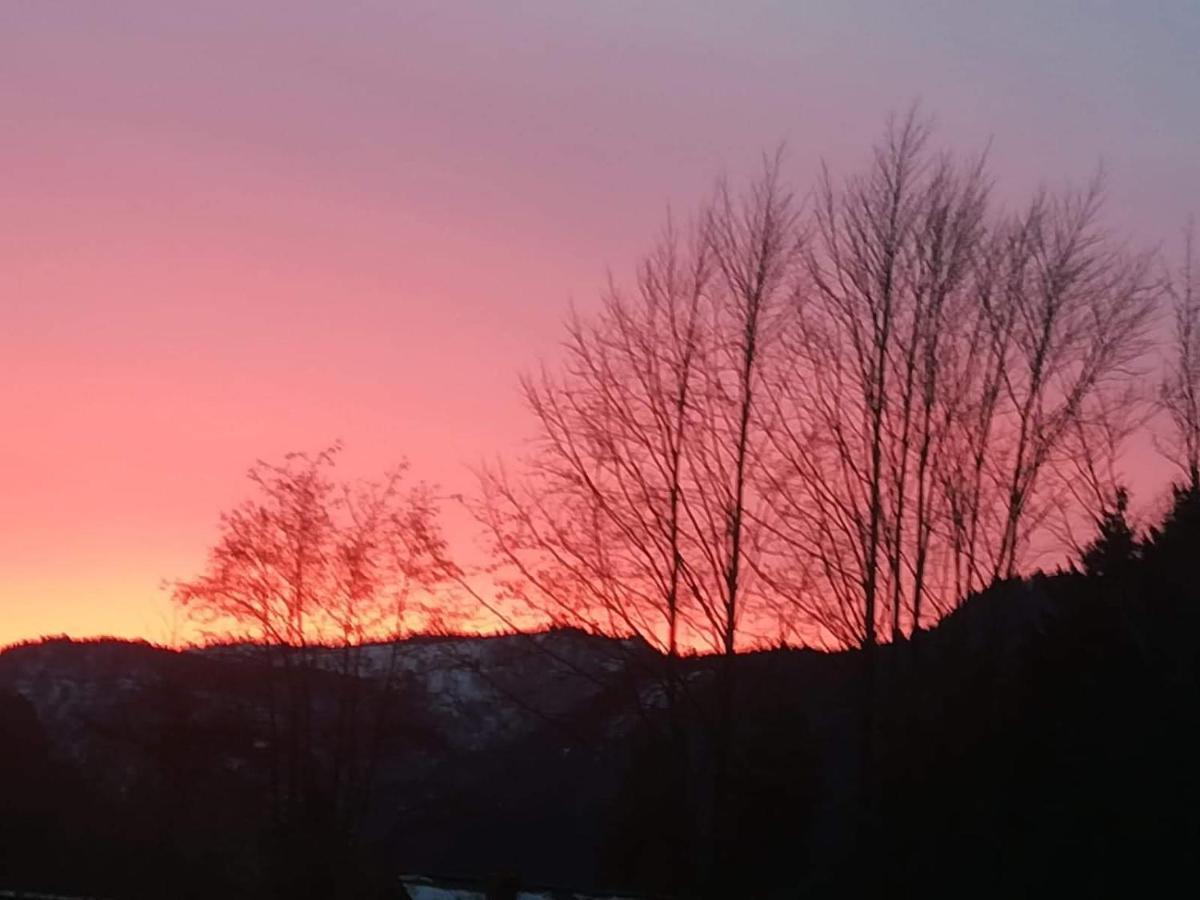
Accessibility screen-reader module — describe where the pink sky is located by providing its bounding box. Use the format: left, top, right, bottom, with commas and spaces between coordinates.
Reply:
3, 1, 1198, 645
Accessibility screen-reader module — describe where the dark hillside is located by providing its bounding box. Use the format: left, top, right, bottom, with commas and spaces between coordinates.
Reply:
2, 499, 1198, 897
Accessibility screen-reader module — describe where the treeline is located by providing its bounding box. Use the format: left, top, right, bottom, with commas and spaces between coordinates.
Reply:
481, 110, 1189, 658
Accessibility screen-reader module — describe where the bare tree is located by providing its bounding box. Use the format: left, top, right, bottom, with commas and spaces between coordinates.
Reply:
474, 164, 802, 894
986, 180, 1157, 581
473, 216, 715, 894
688, 156, 803, 657
1050, 382, 1148, 559
172, 446, 451, 897
764, 112, 989, 648
475, 219, 712, 663
1160, 220, 1200, 491
938, 234, 1019, 604
689, 158, 804, 891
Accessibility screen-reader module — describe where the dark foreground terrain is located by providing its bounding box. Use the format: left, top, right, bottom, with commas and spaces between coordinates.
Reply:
3, 495, 1199, 898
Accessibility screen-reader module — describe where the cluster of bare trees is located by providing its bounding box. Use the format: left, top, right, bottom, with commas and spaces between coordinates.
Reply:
175, 447, 450, 647
468, 116, 1181, 893
170, 115, 1189, 679
481, 112, 1165, 659
172, 447, 453, 894
777, 121, 1159, 648
475, 161, 800, 669
165, 111, 1192, 899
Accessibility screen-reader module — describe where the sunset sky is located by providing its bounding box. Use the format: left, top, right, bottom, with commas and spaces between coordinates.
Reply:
3, 1, 1198, 646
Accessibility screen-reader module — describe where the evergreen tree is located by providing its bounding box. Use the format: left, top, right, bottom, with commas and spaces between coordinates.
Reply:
1081, 487, 1138, 577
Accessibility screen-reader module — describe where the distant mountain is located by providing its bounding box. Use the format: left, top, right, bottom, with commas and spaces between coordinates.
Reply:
0, 628, 666, 897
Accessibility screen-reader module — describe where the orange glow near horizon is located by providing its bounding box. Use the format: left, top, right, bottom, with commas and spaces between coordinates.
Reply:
0, 570, 517, 651
3, 3, 1197, 648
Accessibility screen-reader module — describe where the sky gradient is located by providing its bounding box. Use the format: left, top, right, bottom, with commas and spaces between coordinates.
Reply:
3, 1, 1198, 645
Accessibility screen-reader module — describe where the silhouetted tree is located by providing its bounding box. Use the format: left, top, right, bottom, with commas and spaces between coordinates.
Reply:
477, 162, 802, 894
764, 111, 991, 648
1160, 220, 1200, 491
986, 178, 1156, 582
759, 115, 1157, 649
172, 446, 452, 899
695, 157, 803, 894
1080, 486, 1137, 577
473, 216, 716, 886
1143, 480, 1200, 577
476, 220, 711, 659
